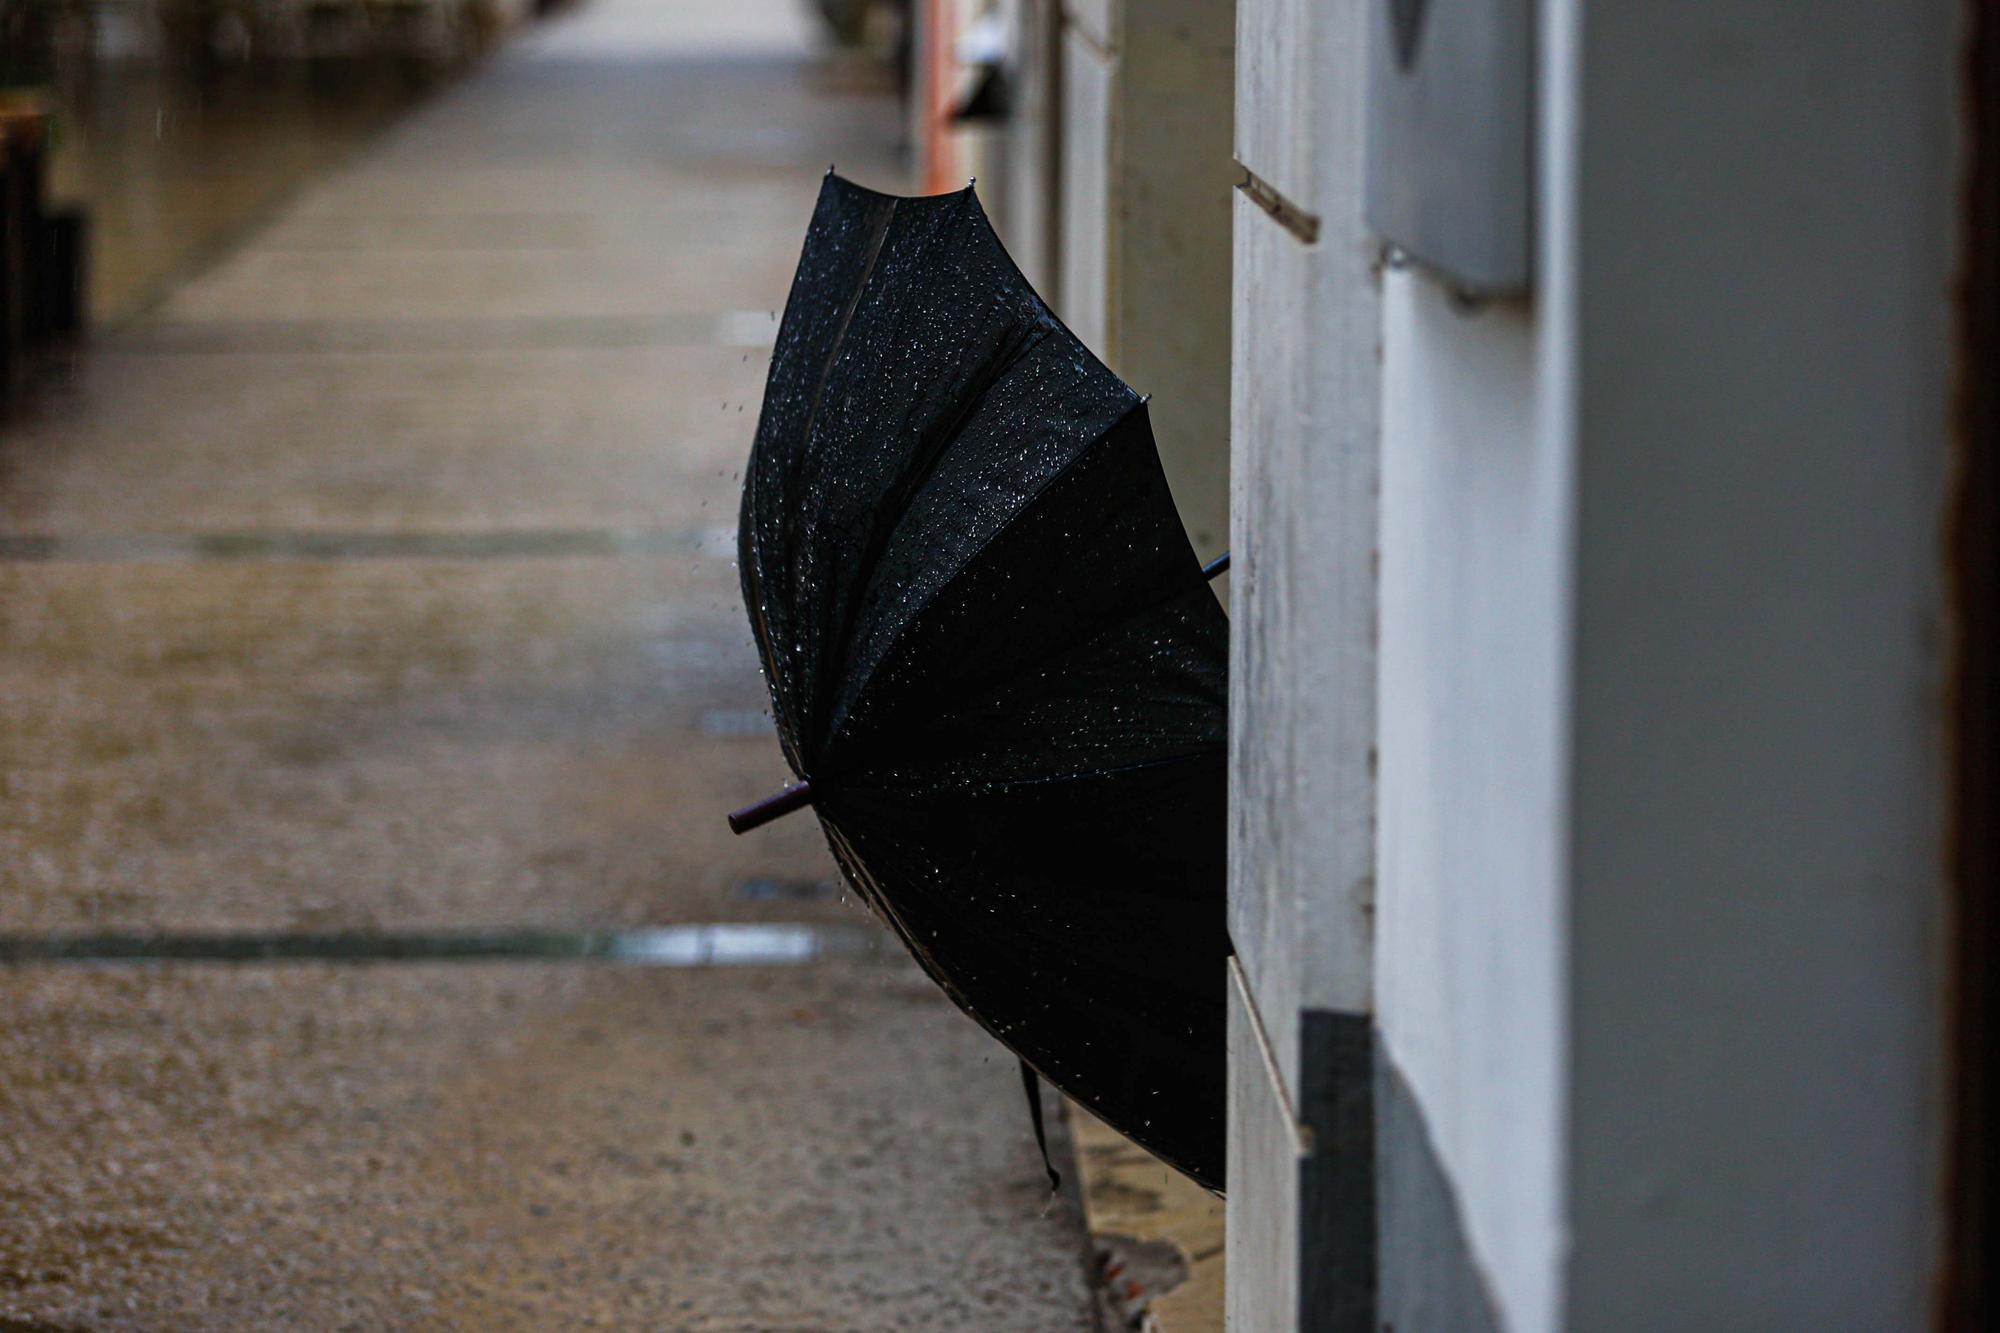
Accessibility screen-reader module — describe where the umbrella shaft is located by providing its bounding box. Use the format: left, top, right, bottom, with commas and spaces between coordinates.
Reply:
728, 780, 815, 834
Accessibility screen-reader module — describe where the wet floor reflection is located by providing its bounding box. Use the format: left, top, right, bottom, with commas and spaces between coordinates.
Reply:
45, 60, 453, 324
0, 921, 880, 964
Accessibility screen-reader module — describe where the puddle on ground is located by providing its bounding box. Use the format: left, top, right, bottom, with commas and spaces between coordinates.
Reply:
731, 876, 838, 901
701, 708, 776, 736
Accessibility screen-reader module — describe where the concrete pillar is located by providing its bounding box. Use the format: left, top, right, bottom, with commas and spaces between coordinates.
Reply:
1226, 0, 1383, 1327
999, 0, 1062, 301
1557, 1, 1956, 1321
1054, 0, 1233, 559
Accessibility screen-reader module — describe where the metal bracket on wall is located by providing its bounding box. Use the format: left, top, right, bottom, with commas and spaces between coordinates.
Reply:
1237, 167, 1320, 247
1363, 0, 1533, 295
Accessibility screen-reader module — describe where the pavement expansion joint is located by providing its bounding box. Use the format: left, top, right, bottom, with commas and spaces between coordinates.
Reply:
0, 527, 734, 563
104, 310, 783, 355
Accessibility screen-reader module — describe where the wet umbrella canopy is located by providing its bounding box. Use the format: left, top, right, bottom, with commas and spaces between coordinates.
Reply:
731, 174, 1228, 1192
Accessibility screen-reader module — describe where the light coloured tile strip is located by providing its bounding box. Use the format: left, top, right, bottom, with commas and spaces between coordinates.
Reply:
0, 923, 880, 966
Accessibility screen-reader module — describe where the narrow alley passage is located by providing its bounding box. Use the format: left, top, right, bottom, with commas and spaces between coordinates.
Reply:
0, 1, 1098, 1326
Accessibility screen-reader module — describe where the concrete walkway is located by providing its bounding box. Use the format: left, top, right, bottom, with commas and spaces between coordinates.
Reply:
0, 3, 1097, 1327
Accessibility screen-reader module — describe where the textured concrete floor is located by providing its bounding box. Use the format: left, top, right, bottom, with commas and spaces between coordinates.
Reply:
1, 3, 1099, 1327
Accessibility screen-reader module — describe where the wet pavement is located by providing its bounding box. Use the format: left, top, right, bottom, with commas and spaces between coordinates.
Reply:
0, 2, 1099, 1326
47, 62, 445, 326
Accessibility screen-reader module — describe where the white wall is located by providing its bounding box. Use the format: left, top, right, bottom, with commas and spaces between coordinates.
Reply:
1373, 0, 1578, 1321
1375, 281, 1573, 1332
1561, 0, 1957, 1323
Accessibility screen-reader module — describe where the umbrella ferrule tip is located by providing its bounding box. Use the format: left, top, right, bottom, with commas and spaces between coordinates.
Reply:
726, 780, 816, 835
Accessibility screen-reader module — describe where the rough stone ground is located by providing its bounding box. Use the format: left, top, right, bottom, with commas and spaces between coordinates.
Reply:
0, 1, 1099, 1326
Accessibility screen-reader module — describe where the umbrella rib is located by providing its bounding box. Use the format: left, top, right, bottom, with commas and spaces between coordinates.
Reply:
796, 203, 898, 494
856, 320, 1051, 581
816, 320, 1054, 736
762, 194, 899, 767
834, 198, 1059, 592
820, 393, 1153, 746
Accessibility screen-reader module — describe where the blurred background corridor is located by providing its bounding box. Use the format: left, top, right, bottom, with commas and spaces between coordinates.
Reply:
0, 0, 1101, 1325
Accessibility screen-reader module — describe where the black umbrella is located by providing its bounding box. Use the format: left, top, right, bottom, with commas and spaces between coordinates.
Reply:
728, 174, 1229, 1192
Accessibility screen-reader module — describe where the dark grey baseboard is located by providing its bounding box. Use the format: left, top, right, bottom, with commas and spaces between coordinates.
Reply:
1284, 1009, 1504, 1332
1299, 1010, 1377, 1331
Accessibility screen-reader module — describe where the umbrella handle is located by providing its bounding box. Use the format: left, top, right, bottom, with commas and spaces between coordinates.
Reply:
727, 780, 815, 834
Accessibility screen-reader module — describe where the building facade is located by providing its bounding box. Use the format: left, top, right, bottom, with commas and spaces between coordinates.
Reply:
917, 0, 1987, 1326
